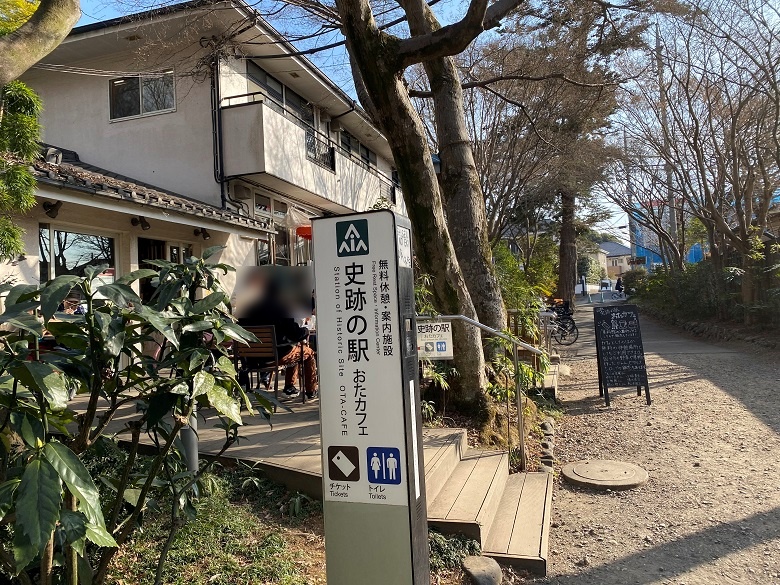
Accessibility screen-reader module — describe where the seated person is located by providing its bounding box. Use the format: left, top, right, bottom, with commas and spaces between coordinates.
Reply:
238, 281, 318, 398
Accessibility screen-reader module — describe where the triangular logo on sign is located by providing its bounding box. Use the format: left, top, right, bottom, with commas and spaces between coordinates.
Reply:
336, 219, 369, 257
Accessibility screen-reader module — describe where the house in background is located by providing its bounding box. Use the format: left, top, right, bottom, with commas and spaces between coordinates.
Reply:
599, 241, 632, 278
7, 0, 401, 295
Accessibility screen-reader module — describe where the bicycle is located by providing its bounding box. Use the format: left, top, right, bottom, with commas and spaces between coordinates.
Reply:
551, 315, 579, 345
610, 290, 625, 300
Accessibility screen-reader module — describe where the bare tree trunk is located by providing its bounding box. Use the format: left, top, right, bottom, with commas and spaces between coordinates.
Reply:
400, 2, 506, 332
557, 189, 577, 306
338, 0, 487, 402
0, 0, 80, 85
430, 60, 507, 332
741, 254, 755, 325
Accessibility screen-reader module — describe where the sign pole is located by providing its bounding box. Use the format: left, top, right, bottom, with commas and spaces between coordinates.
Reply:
312, 210, 429, 585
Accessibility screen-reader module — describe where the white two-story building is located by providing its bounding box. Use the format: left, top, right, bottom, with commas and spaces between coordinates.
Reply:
10, 0, 401, 296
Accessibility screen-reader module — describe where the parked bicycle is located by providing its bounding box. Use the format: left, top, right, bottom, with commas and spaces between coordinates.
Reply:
547, 299, 579, 345
552, 315, 579, 345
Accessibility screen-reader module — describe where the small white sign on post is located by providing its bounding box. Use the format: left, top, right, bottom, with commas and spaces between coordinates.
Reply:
416, 320, 454, 360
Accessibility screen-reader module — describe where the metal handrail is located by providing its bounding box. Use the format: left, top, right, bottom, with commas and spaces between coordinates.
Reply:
417, 314, 546, 471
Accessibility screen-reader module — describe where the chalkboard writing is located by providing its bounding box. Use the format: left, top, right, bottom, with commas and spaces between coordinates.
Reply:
593, 305, 651, 406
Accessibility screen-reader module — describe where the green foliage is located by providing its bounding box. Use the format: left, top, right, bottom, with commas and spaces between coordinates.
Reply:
0, 251, 268, 583
493, 241, 553, 306
0, 80, 42, 260
428, 529, 480, 572
621, 267, 648, 294
0, 0, 37, 35
483, 333, 546, 404
420, 359, 456, 417
414, 271, 437, 315
577, 255, 602, 284
420, 400, 437, 423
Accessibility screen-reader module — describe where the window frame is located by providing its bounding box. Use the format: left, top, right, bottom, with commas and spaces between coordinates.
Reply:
38, 223, 120, 283
109, 70, 176, 122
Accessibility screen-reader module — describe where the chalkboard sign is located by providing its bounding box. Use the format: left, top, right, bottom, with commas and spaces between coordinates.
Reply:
593, 305, 651, 406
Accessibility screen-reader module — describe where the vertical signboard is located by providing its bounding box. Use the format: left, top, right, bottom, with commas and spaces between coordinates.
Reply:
593, 305, 651, 406
313, 210, 429, 585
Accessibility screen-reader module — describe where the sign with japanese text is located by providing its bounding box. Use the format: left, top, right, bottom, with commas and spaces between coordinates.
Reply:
314, 212, 411, 506
416, 320, 454, 360
593, 304, 651, 406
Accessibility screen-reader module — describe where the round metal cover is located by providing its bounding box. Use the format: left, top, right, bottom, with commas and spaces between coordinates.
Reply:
561, 459, 649, 490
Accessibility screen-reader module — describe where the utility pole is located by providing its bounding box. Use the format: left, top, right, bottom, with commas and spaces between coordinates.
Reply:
656, 24, 678, 252
623, 129, 637, 258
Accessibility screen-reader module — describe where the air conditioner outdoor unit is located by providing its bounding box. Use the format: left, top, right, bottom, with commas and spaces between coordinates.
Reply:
330, 120, 343, 132
233, 184, 252, 200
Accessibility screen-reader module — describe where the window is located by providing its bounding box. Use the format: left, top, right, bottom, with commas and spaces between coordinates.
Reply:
285, 87, 314, 126
340, 131, 377, 168
110, 71, 175, 120
247, 62, 285, 115
341, 130, 359, 154
257, 238, 271, 266
255, 194, 271, 217
39, 224, 116, 282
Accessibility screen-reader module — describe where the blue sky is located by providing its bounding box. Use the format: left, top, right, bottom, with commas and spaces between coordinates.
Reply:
74, 0, 628, 239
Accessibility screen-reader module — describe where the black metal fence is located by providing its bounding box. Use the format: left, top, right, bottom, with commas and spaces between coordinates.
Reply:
305, 131, 336, 172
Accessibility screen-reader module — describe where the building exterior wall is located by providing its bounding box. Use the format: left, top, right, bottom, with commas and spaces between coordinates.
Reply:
607, 254, 631, 278
5, 184, 264, 298
22, 53, 221, 207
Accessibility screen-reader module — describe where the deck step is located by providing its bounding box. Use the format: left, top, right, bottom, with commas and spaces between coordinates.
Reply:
542, 364, 560, 399
482, 472, 553, 575
422, 428, 467, 504
427, 450, 508, 542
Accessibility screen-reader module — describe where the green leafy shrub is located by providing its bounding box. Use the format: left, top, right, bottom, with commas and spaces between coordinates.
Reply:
621, 267, 648, 295
0, 247, 269, 584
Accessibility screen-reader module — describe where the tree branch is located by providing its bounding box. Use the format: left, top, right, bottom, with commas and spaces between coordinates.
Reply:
409, 72, 615, 97
396, 0, 525, 69
249, 0, 444, 60
0, 0, 81, 86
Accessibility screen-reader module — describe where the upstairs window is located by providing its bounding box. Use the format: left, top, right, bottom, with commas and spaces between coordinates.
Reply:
109, 71, 175, 120
340, 130, 377, 168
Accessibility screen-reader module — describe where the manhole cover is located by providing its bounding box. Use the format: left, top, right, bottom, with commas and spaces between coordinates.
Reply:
561, 459, 648, 490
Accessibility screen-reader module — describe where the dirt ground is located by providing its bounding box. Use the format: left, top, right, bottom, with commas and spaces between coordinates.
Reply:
528, 306, 780, 585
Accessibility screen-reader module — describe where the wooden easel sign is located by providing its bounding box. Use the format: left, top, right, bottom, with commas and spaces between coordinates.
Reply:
593, 305, 651, 406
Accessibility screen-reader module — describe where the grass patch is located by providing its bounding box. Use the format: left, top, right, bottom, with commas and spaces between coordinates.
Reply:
106, 464, 321, 585
530, 393, 563, 421
428, 530, 480, 572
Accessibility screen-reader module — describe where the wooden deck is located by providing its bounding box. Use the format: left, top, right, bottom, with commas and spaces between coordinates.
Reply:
85, 390, 553, 574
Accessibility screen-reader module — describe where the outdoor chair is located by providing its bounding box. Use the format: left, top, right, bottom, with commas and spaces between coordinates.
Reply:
233, 325, 307, 410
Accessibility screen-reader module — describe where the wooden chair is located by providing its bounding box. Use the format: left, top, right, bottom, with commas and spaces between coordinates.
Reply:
233, 325, 307, 407
233, 325, 282, 406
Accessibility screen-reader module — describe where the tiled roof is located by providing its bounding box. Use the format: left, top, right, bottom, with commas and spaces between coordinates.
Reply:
598, 241, 632, 257
27, 145, 274, 233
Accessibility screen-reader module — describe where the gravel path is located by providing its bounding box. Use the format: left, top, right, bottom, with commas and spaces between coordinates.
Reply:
536, 304, 780, 585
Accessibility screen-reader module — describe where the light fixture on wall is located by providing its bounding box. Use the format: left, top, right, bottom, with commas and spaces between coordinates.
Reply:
131, 216, 151, 231
43, 200, 62, 219
194, 228, 211, 241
